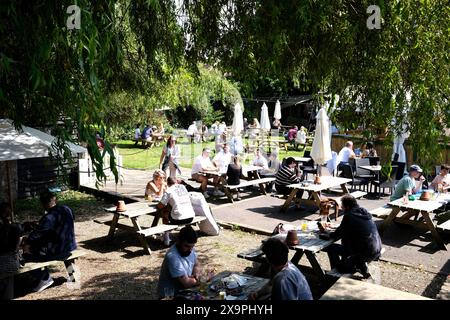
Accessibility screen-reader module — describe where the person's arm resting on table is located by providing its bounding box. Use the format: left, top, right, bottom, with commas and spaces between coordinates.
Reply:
167, 255, 198, 288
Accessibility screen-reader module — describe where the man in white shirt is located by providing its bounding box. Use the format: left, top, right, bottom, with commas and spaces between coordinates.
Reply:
213, 144, 232, 174
338, 141, 356, 170
159, 177, 196, 246
191, 148, 224, 198
187, 122, 199, 143
252, 148, 269, 170
218, 122, 227, 135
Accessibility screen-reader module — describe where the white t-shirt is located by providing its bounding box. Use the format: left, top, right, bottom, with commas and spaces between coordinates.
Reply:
163, 145, 180, 164
160, 184, 195, 221
296, 130, 306, 144
253, 155, 269, 169
213, 151, 232, 173
134, 128, 141, 139
191, 155, 213, 175
338, 146, 353, 163
187, 124, 198, 135
218, 123, 227, 134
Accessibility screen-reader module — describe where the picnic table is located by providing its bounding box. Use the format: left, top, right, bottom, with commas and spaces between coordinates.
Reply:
175, 271, 269, 300
280, 176, 352, 212
379, 194, 450, 250
320, 277, 432, 300
271, 223, 337, 277
101, 202, 158, 255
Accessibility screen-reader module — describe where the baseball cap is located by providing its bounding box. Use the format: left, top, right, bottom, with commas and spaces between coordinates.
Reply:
409, 164, 423, 173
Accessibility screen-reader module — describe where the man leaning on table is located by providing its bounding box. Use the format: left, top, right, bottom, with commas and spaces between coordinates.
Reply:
157, 226, 202, 299
249, 238, 313, 300
390, 164, 425, 201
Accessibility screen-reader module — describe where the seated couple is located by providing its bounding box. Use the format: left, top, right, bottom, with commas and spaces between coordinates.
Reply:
191, 148, 228, 198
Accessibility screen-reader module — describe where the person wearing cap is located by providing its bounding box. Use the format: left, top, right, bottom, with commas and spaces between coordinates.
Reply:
191, 148, 222, 198
390, 164, 426, 201
159, 135, 181, 179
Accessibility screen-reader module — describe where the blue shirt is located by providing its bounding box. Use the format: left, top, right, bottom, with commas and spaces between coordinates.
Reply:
141, 126, 153, 139
157, 245, 197, 298
272, 262, 313, 300
391, 175, 415, 201
28, 205, 77, 258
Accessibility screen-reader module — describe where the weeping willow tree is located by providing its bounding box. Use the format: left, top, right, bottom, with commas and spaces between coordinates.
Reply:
1, 0, 449, 181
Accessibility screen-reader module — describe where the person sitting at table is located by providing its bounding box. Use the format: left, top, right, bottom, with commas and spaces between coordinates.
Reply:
226, 156, 244, 201
213, 143, 232, 174
141, 124, 153, 148
295, 126, 307, 146
243, 118, 249, 132
249, 238, 313, 300
390, 164, 426, 201
0, 203, 23, 299
215, 132, 227, 153
252, 148, 269, 171
361, 141, 378, 158
145, 169, 167, 202
275, 157, 304, 201
337, 141, 356, 171
158, 177, 196, 246
191, 148, 224, 198
156, 226, 201, 298
218, 121, 227, 134
430, 164, 450, 191
286, 126, 298, 145
21, 191, 77, 293
323, 195, 382, 278
251, 118, 261, 129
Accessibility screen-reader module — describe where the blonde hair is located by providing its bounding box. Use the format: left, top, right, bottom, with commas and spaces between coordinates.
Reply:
153, 169, 166, 180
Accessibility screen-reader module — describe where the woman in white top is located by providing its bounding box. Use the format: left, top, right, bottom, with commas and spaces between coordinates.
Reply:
159, 135, 181, 179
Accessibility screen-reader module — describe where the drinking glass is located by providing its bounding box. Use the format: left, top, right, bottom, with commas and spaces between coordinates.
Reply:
164, 287, 174, 299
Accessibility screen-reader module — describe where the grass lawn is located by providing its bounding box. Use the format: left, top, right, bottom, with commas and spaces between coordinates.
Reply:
114, 138, 310, 171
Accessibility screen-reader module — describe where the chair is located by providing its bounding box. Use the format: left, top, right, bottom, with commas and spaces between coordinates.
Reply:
341, 164, 369, 192
301, 158, 316, 180
368, 156, 380, 166
372, 166, 398, 196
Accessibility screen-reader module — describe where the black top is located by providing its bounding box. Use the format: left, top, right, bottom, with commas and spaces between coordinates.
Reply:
330, 206, 382, 261
0, 222, 23, 254
227, 164, 242, 186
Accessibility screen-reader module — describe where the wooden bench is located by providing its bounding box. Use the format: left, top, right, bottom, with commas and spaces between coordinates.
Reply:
326, 191, 367, 220
0, 249, 87, 281
437, 219, 450, 232
369, 205, 392, 219
223, 177, 276, 203
137, 216, 207, 239
320, 276, 432, 300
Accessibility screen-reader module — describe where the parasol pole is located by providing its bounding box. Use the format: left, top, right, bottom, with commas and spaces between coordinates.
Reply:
6, 161, 15, 222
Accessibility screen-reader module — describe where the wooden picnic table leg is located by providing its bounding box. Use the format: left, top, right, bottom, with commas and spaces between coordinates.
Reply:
281, 188, 298, 212
131, 217, 152, 255
340, 183, 350, 194
107, 213, 120, 239
305, 251, 326, 277
379, 207, 401, 234
151, 208, 163, 227
421, 211, 447, 250
290, 250, 305, 265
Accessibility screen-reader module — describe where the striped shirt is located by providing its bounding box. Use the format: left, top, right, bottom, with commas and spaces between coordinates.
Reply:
275, 165, 301, 186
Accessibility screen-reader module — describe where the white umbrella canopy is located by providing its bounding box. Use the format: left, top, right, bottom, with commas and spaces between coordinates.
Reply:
231, 102, 244, 136
274, 100, 282, 120
260, 103, 271, 130
392, 132, 408, 163
310, 108, 332, 167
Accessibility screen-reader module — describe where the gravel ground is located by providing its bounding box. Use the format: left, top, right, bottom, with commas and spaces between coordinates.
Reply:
12, 192, 446, 300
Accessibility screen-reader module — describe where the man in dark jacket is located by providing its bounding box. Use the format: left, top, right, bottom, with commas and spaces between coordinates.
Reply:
324, 195, 381, 278
22, 191, 77, 292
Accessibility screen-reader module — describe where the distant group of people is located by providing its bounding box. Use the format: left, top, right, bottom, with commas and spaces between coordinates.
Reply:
134, 123, 165, 148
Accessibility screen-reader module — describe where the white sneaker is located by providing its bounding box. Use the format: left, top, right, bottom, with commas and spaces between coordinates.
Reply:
213, 190, 225, 197
203, 192, 210, 199
33, 276, 54, 292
